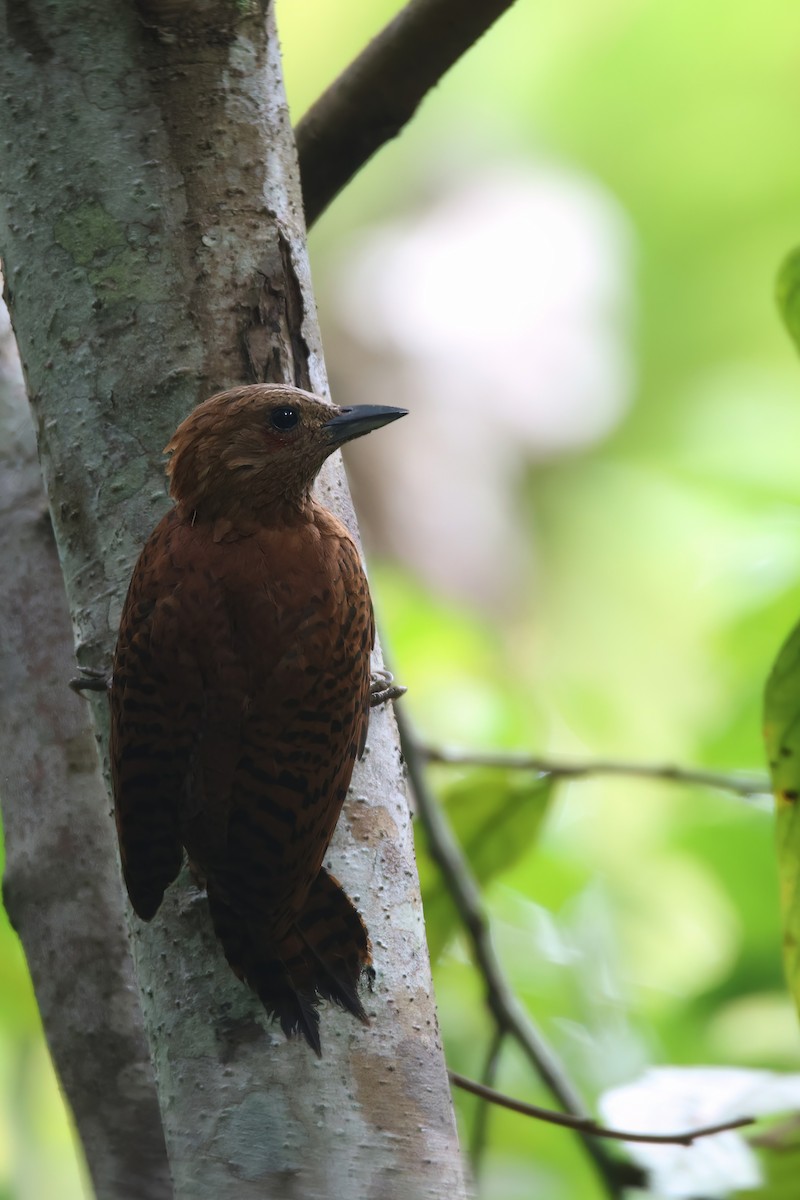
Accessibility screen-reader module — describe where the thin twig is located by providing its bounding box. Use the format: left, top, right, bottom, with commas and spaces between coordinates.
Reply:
450, 1073, 754, 1146
296, 0, 519, 226
468, 1029, 505, 1174
395, 707, 644, 1197
418, 744, 771, 800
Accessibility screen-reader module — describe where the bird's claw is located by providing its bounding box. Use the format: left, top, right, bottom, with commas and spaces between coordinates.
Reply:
369, 668, 407, 708
69, 666, 111, 696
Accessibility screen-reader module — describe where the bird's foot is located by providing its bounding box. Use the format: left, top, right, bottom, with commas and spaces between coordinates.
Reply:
369, 668, 407, 708
69, 666, 111, 696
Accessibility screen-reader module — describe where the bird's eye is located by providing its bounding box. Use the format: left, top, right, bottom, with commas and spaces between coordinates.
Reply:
270, 406, 299, 432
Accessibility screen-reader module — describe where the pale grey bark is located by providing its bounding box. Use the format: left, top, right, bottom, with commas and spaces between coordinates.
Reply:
0, 307, 171, 1200
0, 1, 465, 1198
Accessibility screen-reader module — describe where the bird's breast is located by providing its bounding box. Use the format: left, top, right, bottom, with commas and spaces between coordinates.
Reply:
165, 508, 373, 713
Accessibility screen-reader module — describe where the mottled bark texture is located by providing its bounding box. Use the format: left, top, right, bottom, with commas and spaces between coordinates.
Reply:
0, 311, 171, 1200
0, 2, 465, 1198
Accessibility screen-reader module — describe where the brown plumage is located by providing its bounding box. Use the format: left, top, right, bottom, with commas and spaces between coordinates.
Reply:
110, 383, 406, 1054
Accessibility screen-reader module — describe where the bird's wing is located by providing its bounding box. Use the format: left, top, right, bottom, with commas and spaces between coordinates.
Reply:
113, 512, 375, 920
111, 511, 267, 915
110, 510, 205, 919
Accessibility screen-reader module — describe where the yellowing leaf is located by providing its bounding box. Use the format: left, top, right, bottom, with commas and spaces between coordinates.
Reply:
764, 620, 800, 1012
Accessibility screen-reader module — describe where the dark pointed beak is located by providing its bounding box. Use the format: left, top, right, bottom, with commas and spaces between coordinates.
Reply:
324, 405, 408, 447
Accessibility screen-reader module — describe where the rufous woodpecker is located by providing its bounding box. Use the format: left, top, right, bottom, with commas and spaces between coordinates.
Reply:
110, 383, 406, 1054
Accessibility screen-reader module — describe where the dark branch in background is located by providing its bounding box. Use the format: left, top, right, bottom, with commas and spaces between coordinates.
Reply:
419, 744, 770, 800
395, 708, 644, 1198
450, 1073, 754, 1146
468, 1028, 505, 1176
296, 0, 519, 227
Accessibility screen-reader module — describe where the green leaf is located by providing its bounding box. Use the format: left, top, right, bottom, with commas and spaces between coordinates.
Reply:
764, 621, 800, 1015
416, 768, 554, 961
776, 247, 800, 355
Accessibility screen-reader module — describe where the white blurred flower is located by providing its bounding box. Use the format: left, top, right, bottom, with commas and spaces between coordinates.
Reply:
599, 1065, 800, 1197
325, 163, 635, 608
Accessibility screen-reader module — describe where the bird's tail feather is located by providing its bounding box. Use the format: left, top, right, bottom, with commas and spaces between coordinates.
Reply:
207, 868, 371, 1055
296, 867, 371, 1023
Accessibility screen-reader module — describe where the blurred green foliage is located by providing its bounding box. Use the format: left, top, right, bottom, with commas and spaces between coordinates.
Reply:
292, 0, 800, 1194
0, 844, 88, 1199
417, 768, 554, 960
5, 0, 800, 1196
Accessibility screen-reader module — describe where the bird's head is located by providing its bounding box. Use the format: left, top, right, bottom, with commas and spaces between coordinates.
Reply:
165, 384, 407, 524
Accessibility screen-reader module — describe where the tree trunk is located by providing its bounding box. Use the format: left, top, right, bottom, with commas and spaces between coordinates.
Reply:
0, 2, 465, 1197
0, 303, 172, 1200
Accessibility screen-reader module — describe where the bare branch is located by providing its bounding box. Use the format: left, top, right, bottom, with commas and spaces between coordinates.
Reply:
418, 744, 770, 800
468, 1029, 505, 1175
296, 0, 520, 226
395, 708, 644, 1197
450, 1073, 755, 1146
